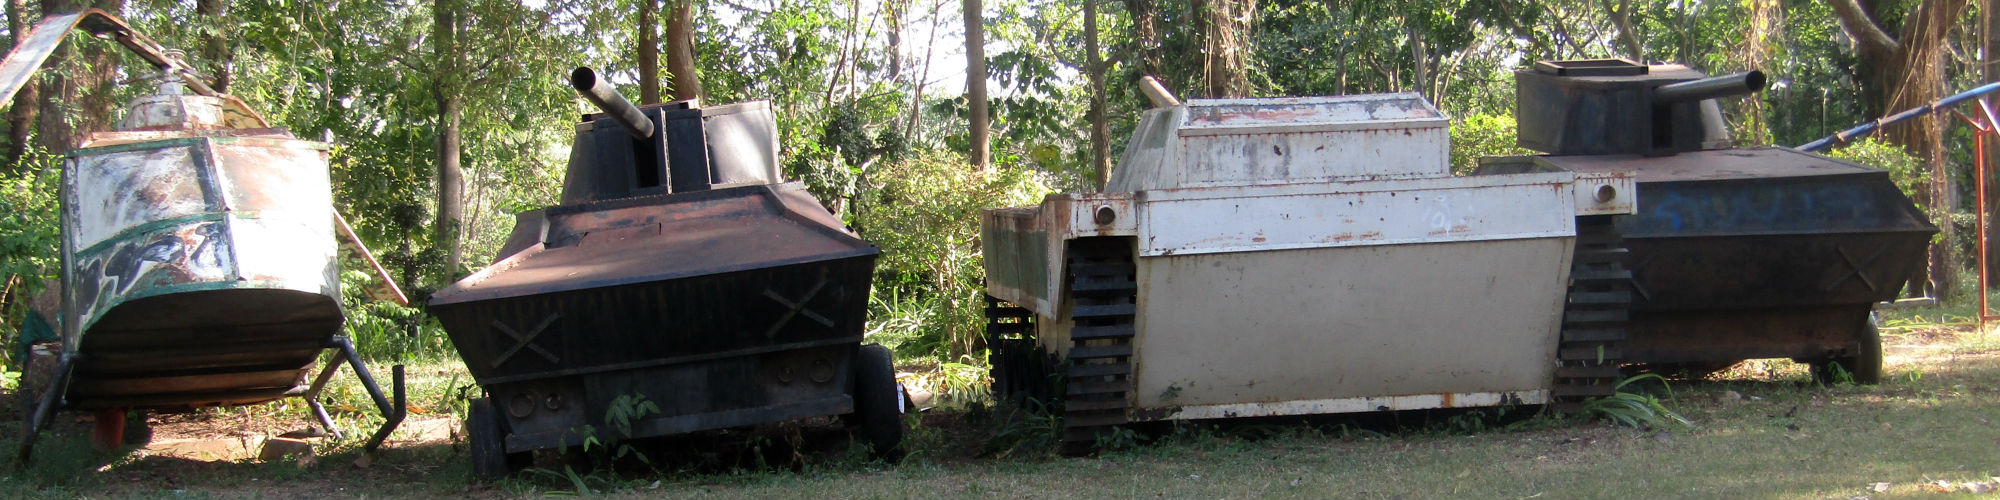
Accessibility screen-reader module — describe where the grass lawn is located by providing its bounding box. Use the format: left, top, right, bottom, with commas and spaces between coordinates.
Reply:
0, 305, 1994, 499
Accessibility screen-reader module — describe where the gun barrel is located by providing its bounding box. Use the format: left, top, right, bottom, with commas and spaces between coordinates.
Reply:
1654, 70, 1767, 104
570, 67, 655, 139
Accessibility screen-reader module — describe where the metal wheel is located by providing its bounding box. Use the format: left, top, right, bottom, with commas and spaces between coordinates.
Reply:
852, 344, 905, 458
1813, 314, 1883, 385
468, 397, 520, 481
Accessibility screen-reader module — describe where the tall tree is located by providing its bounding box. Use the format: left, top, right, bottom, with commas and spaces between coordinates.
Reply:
639, 0, 661, 104
666, 0, 702, 101
1087, 0, 1110, 189
196, 0, 230, 93
1124, 0, 1163, 80
964, 0, 990, 169
1196, 0, 1254, 97
5, 0, 37, 169
35, 0, 125, 155
1827, 0, 1971, 297
433, 0, 466, 276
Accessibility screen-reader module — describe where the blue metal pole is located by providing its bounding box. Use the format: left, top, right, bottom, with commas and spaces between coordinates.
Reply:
1798, 82, 2000, 152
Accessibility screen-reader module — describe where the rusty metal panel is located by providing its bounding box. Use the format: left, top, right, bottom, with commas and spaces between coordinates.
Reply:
1127, 237, 1571, 410
1135, 172, 1577, 257
429, 183, 878, 382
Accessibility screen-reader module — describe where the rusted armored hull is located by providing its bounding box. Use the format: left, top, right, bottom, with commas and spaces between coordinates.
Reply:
429, 182, 878, 452
1539, 148, 1936, 367
61, 134, 341, 410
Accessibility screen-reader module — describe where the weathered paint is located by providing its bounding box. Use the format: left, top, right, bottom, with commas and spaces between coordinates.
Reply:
1142, 390, 1547, 421
1136, 172, 1577, 257
1107, 94, 1449, 193
1127, 238, 1571, 409
63, 136, 337, 340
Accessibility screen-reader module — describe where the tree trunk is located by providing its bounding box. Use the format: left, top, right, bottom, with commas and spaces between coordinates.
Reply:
907, 0, 945, 140
1828, 0, 1971, 298
36, 0, 124, 155
5, 0, 37, 170
638, 0, 660, 104
1086, 0, 1109, 190
1197, 0, 1253, 98
434, 0, 465, 276
1734, 0, 1778, 146
196, 0, 230, 93
666, 0, 701, 101
963, 0, 990, 170
1124, 0, 1163, 81
1603, 0, 1643, 60
885, 0, 905, 82
1408, 22, 1429, 99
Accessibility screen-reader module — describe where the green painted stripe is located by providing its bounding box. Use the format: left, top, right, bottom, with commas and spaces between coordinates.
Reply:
73, 213, 229, 259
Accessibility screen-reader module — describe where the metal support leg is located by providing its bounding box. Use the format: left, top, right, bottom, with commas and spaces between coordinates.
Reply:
364, 365, 406, 452
302, 352, 347, 440
16, 354, 75, 464
325, 336, 405, 452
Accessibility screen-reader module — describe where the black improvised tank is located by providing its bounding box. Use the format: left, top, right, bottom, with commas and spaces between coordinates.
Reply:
429, 68, 903, 480
1486, 59, 1937, 384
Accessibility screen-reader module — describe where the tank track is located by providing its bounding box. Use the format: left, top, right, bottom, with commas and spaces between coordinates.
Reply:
1553, 215, 1631, 411
1059, 237, 1137, 454
984, 295, 1043, 409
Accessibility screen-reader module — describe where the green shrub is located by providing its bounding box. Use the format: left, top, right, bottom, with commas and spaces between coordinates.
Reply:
1449, 113, 1534, 175
851, 152, 1050, 360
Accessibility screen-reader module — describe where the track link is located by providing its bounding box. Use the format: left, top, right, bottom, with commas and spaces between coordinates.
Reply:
1554, 215, 1631, 411
1059, 238, 1136, 454
985, 295, 1041, 409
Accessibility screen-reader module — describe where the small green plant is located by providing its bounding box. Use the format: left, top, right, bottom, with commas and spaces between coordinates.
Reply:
1580, 373, 1693, 429
981, 404, 1062, 459
579, 393, 661, 469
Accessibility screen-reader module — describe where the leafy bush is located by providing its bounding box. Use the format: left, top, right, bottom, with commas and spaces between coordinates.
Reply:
851, 152, 1050, 360
1449, 113, 1534, 175
0, 154, 63, 371
1825, 137, 1926, 210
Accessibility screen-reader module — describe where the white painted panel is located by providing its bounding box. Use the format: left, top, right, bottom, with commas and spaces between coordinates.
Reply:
1130, 238, 1571, 409
70, 145, 206, 250
1154, 390, 1549, 421
1138, 172, 1577, 257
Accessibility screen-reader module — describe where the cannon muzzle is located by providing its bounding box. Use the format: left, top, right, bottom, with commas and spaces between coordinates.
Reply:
570, 67, 655, 139
1654, 70, 1767, 104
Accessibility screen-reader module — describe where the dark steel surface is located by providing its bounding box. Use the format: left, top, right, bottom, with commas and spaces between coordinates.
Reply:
1515, 62, 1709, 155
1653, 71, 1767, 104
1535, 149, 1935, 365
433, 183, 872, 306
570, 67, 655, 139
1623, 306, 1870, 364
66, 288, 336, 410
559, 100, 780, 204
435, 89, 877, 455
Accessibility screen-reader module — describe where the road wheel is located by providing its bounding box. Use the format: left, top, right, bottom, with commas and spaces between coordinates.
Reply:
468, 397, 520, 481
1812, 314, 1884, 385
852, 344, 905, 459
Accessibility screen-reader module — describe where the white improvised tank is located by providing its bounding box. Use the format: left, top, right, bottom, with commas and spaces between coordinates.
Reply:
980, 93, 1637, 452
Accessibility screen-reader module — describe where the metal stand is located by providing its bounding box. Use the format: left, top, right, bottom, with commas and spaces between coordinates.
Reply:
302, 336, 407, 452
14, 353, 75, 464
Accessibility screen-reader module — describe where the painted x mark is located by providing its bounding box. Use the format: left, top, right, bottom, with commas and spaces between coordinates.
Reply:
491, 313, 561, 368
764, 269, 835, 338
1826, 244, 1889, 292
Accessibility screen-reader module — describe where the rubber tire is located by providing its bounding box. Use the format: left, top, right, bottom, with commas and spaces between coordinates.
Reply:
852, 344, 905, 458
1813, 315, 1884, 385
468, 397, 514, 481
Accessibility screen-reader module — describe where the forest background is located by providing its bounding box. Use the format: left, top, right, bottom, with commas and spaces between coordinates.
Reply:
0, 0, 1993, 381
